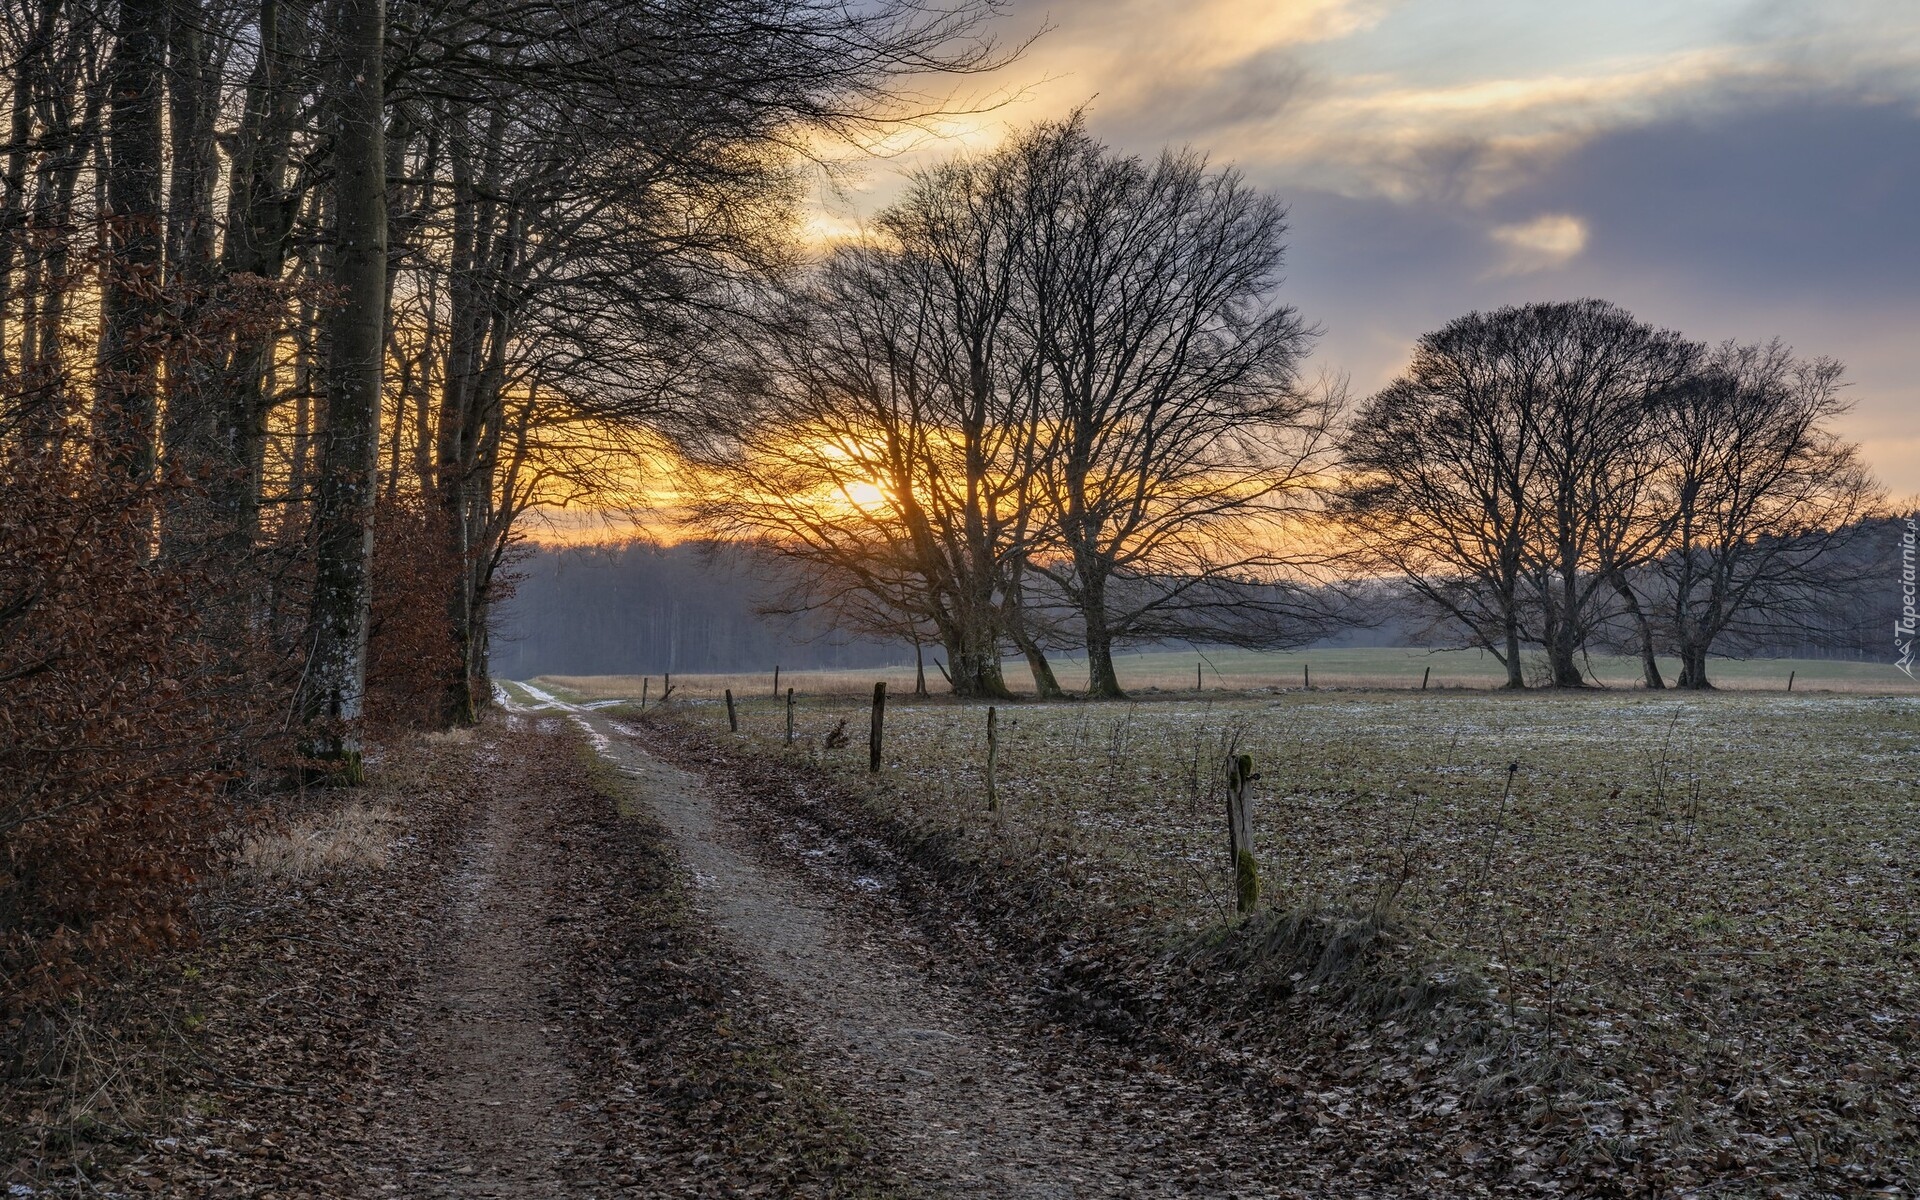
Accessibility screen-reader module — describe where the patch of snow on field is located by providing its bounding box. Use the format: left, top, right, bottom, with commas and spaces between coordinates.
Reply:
514, 680, 568, 711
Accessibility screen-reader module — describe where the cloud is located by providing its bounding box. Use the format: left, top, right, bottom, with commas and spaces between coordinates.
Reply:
1487, 213, 1588, 275
1494, 98, 1920, 302
1279, 94, 1920, 492
801, 3, 1920, 492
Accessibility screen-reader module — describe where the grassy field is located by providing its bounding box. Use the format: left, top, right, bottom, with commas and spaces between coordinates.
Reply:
541, 645, 1920, 702
554, 679, 1920, 1188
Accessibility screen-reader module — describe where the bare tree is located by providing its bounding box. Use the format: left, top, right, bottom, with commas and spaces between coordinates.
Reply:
692, 238, 1024, 697
375, 0, 1017, 721
1345, 306, 1878, 691
96, 0, 166, 484
1339, 310, 1540, 686
1507, 301, 1694, 687
3, 1, 110, 457
696, 118, 1333, 698
1342, 301, 1693, 687
1648, 341, 1883, 688
1015, 116, 1331, 698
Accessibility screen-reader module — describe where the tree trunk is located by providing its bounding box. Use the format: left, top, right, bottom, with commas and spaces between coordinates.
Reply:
201, 0, 301, 567
1017, 637, 1064, 700
1676, 644, 1713, 690
1548, 631, 1585, 688
934, 611, 1012, 699
97, 0, 167, 486
434, 107, 516, 726
1610, 574, 1665, 690
1501, 617, 1524, 689
0, 1, 52, 383
1082, 570, 1125, 700
156, 0, 226, 563
1545, 564, 1586, 688
956, 623, 1012, 699
1637, 625, 1665, 690
301, 0, 386, 782
1002, 568, 1064, 698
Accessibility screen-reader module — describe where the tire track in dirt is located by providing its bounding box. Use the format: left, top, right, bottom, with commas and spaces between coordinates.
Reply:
374, 722, 586, 1198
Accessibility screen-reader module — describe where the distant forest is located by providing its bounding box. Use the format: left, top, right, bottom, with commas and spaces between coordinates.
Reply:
492, 542, 903, 678
494, 518, 1909, 679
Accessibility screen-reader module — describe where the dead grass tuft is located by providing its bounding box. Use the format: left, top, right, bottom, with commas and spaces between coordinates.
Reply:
236, 800, 404, 880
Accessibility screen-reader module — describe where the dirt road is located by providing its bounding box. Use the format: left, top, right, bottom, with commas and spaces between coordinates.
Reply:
496, 682, 1297, 1198
33, 689, 1319, 1198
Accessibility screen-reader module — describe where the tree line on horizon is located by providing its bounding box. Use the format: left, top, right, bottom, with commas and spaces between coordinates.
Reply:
499, 528, 1907, 683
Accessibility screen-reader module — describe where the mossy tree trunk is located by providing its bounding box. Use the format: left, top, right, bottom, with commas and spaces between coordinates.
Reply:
1226, 753, 1258, 914
301, 0, 386, 783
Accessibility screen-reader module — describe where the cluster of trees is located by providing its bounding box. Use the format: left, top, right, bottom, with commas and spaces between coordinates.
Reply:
1, 0, 1007, 1004
689, 116, 1344, 700
1339, 302, 1882, 690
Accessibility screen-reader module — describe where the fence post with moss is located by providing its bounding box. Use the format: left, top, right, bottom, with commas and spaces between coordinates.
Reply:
1226, 753, 1259, 913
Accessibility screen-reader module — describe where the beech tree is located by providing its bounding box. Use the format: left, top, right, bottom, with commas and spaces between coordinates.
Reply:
1338, 309, 1545, 688
1647, 341, 1882, 688
299, 0, 386, 779
376, 0, 1015, 721
1343, 306, 1881, 688
692, 238, 1020, 699
1017, 118, 1331, 698
694, 119, 1335, 699
0, 0, 1022, 1009
97, 0, 165, 484
1508, 302, 1694, 687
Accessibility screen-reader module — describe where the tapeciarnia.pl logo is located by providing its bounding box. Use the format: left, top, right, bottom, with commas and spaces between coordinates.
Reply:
1899, 513, 1918, 678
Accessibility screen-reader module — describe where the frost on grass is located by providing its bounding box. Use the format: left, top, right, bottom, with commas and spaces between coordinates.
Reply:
707, 688, 1920, 1185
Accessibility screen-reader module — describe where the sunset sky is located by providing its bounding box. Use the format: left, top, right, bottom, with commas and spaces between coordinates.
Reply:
812, 0, 1920, 495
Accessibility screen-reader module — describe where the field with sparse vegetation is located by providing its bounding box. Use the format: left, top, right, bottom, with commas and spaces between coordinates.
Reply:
564, 677, 1920, 1191
543, 645, 1920, 702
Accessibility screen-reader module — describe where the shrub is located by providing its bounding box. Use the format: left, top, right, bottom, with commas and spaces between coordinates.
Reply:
365, 492, 463, 730
0, 459, 226, 1010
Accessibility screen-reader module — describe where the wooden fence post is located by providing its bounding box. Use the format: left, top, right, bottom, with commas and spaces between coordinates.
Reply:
1421, 666, 1430, 691
869, 682, 886, 773
640, 678, 649, 709
1303, 664, 1311, 690
785, 687, 796, 746
1788, 670, 1796, 692
1197, 661, 1203, 691
725, 688, 738, 733
985, 705, 999, 815
1225, 753, 1259, 914
773, 665, 780, 698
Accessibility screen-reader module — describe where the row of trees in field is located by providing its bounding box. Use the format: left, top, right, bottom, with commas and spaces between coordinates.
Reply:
1, 0, 1007, 1005
686, 116, 1344, 700
1340, 306, 1881, 689
688, 123, 1885, 697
